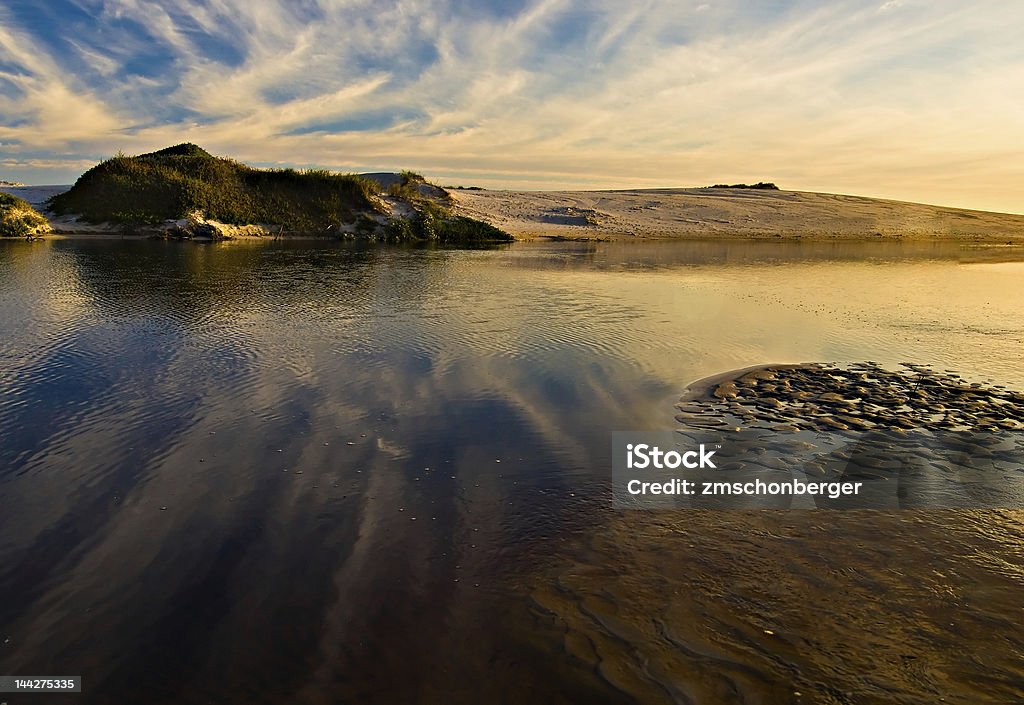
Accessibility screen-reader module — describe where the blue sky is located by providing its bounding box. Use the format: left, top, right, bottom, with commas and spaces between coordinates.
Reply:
1, 0, 1023, 212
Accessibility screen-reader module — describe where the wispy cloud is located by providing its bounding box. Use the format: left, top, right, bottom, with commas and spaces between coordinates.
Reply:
0, 0, 1022, 212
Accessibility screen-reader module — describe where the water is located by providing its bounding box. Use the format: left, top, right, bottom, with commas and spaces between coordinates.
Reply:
1, 238, 1022, 704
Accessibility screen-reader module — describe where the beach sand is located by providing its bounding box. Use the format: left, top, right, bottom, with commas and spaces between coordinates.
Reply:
450, 187, 1024, 241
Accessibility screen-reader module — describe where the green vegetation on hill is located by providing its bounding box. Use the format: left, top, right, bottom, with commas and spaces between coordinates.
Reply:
48, 143, 513, 243
0, 192, 51, 237
710, 182, 779, 190
50, 143, 381, 231
377, 173, 508, 243
386, 170, 429, 199
384, 200, 511, 245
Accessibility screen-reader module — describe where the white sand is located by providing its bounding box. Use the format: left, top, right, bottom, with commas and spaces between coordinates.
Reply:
449, 187, 1024, 241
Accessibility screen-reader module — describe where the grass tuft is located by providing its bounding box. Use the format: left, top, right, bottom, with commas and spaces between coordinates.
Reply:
0, 192, 51, 237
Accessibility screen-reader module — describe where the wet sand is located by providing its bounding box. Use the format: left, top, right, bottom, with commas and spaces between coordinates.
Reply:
683, 363, 1024, 428
527, 508, 1024, 704
673, 363, 1024, 509
522, 364, 1024, 704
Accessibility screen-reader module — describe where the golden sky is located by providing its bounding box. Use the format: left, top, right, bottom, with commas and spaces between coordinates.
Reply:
1, 0, 1022, 213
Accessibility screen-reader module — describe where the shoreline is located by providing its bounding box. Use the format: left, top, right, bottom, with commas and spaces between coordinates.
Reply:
14, 234, 1024, 249
6, 183, 1024, 242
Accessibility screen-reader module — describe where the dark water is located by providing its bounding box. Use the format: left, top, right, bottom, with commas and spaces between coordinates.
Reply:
1, 239, 1023, 704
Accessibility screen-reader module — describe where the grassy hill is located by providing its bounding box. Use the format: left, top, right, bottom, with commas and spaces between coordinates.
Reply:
0, 192, 51, 237
49, 144, 512, 243
50, 144, 380, 231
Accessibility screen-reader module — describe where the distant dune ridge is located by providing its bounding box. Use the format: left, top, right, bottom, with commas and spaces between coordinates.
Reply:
449, 187, 1024, 241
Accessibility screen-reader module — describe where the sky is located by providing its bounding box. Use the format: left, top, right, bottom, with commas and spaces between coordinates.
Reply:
1, 0, 1023, 213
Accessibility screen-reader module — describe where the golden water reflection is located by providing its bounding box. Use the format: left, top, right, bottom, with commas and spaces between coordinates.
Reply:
0, 238, 1022, 703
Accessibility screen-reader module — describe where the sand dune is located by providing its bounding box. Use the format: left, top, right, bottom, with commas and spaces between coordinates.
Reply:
6, 183, 1024, 241
450, 187, 1024, 241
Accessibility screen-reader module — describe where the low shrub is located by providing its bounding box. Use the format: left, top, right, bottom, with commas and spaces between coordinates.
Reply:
710, 182, 779, 190
0, 192, 51, 237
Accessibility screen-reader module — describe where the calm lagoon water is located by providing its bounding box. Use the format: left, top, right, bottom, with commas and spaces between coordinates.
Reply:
1, 238, 1023, 703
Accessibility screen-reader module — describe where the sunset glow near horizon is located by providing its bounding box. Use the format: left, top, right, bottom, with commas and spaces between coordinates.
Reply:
1, 0, 1023, 213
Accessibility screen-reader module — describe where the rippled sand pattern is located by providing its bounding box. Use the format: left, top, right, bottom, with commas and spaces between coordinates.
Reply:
680, 362, 1024, 433
530, 510, 1024, 704
523, 364, 1024, 702
670, 363, 1024, 509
